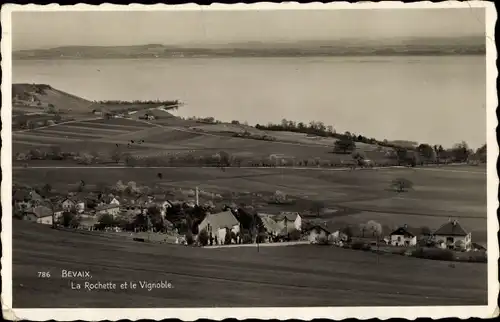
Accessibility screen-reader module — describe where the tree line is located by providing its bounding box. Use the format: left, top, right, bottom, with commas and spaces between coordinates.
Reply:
95, 99, 180, 106
257, 118, 486, 164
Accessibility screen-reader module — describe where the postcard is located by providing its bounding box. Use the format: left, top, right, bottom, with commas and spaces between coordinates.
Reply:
1, 2, 498, 320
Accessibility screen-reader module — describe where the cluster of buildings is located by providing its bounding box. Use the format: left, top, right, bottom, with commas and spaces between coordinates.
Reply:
196, 211, 304, 245
292, 219, 484, 252
386, 220, 483, 252
13, 187, 486, 253
12, 188, 184, 229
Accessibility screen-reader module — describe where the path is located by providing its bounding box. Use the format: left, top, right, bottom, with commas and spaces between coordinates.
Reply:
203, 241, 311, 249
136, 119, 341, 149
13, 116, 102, 133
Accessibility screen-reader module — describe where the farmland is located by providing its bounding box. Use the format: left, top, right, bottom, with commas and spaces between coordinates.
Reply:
12, 165, 488, 243
13, 115, 389, 165
13, 118, 157, 153
12, 220, 487, 308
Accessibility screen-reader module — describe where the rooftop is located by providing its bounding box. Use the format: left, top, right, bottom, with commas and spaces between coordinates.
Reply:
27, 206, 52, 218
199, 210, 240, 232
390, 226, 415, 238
434, 220, 469, 237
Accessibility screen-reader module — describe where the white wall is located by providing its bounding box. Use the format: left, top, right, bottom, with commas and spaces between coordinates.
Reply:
76, 202, 85, 213
294, 215, 302, 231
37, 216, 53, 225
308, 229, 327, 243
62, 200, 74, 210
434, 233, 471, 250
390, 235, 416, 247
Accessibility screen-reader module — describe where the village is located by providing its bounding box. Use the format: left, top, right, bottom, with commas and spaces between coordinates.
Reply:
13, 181, 487, 262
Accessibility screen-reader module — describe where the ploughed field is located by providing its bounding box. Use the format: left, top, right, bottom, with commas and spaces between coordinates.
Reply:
13, 165, 488, 243
13, 220, 487, 308
12, 118, 157, 152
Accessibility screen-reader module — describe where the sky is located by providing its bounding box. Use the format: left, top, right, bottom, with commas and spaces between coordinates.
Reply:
12, 8, 485, 50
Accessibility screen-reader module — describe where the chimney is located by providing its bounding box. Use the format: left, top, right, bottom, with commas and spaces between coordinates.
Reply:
404, 224, 408, 229
195, 187, 199, 206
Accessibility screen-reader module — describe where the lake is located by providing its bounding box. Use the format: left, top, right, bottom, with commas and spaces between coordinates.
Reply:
12, 55, 486, 148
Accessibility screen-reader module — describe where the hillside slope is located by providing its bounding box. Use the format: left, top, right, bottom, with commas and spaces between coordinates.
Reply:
12, 220, 487, 308
12, 84, 94, 113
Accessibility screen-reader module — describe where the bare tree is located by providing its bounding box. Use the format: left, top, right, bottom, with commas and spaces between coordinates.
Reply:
366, 220, 383, 263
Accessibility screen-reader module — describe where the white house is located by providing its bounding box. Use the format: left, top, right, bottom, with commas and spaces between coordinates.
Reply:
258, 213, 284, 239
198, 210, 240, 245
24, 206, 53, 225
305, 225, 331, 244
331, 230, 349, 243
390, 226, 417, 247
61, 197, 85, 214
95, 204, 121, 217
107, 197, 120, 206
433, 220, 472, 251
274, 212, 302, 232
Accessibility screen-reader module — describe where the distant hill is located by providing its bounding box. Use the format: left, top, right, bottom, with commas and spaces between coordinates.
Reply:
13, 36, 486, 60
12, 84, 94, 113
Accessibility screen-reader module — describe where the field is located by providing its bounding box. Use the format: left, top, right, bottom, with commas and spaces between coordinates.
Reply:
13, 118, 157, 153
13, 116, 389, 164
13, 220, 487, 308
13, 165, 488, 242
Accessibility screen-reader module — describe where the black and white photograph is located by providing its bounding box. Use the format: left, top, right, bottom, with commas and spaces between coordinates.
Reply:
1, 2, 498, 320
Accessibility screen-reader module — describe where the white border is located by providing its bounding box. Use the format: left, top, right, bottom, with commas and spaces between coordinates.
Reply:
1, 2, 498, 320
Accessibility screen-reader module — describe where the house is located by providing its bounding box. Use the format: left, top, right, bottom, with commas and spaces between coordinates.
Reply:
389, 225, 417, 247
273, 212, 302, 231
135, 195, 155, 206
257, 213, 284, 238
61, 197, 85, 213
52, 204, 64, 221
331, 230, 349, 243
100, 195, 120, 206
305, 225, 331, 244
13, 189, 43, 209
122, 205, 146, 215
24, 206, 53, 225
95, 204, 121, 217
198, 210, 240, 245
433, 220, 472, 251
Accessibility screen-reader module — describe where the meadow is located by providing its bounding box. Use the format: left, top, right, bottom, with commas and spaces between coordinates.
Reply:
13, 220, 487, 308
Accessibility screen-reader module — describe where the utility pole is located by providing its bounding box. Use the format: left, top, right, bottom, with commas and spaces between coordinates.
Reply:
146, 212, 151, 242
255, 214, 260, 253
